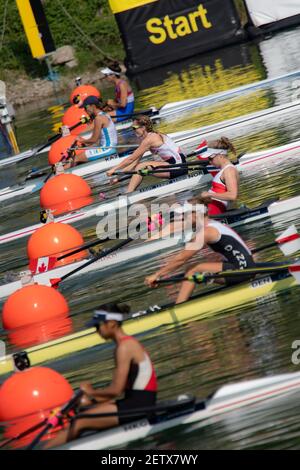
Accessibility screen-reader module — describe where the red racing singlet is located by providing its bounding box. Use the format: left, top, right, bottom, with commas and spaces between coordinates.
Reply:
119, 336, 157, 392
208, 163, 236, 216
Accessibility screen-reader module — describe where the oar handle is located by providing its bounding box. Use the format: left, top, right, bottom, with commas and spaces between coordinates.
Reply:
26, 390, 84, 450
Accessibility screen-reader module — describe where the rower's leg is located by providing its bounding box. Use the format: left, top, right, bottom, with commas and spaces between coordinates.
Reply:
126, 161, 170, 193
176, 262, 223, 304
74, 150, 88, 165
43, 402, 119, 448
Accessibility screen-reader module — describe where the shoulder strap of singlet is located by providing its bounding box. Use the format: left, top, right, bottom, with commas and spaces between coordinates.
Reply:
119, 335, 134, 342
218, 163, 236, 183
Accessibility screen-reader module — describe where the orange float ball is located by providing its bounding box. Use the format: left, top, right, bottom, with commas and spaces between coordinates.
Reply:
2, 284, 69, 330
48, 134, 76, 165
27, 221, 87, 267
0, 367, 72, 421
70, 84, 100, 105
62, 105, 89, 135
0, 367, 73, 448
40, 174, 93, 215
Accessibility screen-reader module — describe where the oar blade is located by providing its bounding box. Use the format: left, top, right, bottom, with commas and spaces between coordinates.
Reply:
276, 225, 300, 256
288, 262, 300, 284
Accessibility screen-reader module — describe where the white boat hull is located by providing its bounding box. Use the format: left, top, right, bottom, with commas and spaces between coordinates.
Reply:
1, 68, 300, 169
0, 172, 211, 246
0, 194, 298, 300
56, 371, 300, 450
0, 238, 181, 300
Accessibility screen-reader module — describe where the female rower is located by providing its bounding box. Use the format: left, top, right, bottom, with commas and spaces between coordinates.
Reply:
45, 303, 157, 447
106, 115, 187, 193
145, 199, 255, 304
101, 63, 135, 122
68, 96, 118, 166
200, 137, 239, 216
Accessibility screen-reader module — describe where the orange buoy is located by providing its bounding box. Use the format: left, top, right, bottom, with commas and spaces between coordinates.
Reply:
62, 105, 89, 135
2, 284, 69, 330
2, 284, 72, 348
48, 135, 77, 165
27, 221, 87, 267
70, 84, 100, 105
40, 174, 93, 215
0, 367, 73, 448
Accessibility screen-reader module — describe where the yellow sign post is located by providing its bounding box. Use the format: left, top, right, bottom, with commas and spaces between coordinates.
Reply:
15, 0, 55, 59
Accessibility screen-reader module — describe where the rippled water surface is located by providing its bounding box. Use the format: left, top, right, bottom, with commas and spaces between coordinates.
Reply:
1, 27, 300, 450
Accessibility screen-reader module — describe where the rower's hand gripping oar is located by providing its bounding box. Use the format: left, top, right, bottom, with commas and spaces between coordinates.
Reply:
26, 390, 83, 450
156, 261, 300, 286
31, 115, 91, 158
155, 225, 300, 286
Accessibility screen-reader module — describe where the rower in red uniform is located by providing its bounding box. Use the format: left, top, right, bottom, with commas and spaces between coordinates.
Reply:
45, 303, 157, 448
145, 200, 255, 304
199, 137, 239, 216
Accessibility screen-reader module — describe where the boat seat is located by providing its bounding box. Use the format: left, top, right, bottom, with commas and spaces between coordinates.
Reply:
152, 394, 197, 423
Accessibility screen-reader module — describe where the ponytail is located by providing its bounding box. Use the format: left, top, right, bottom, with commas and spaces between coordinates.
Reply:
209, 137, 236, 158
134, 115, 155, 133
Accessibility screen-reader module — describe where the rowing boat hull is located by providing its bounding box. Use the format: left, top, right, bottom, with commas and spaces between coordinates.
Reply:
3, 132, 300, 205
56, 370, 300, 450
0, 238, 182, 300
0, 272, 296, 376
0, 195, 297, 301
2, 68, 299, 169
0, 193, 298, 301
0, 172, 211, 245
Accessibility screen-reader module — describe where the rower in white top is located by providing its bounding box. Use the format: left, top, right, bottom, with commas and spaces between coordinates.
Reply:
67, 96, 118, 167
107, 115, 188, 193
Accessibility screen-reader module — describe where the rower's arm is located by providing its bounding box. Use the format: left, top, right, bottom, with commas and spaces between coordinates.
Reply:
117, 81, 128, 108
154, 244, 201, 278
90, 346, 131, 399
210, 167, 239, 201
79, 116, 104, 146
113, 138, 151, 170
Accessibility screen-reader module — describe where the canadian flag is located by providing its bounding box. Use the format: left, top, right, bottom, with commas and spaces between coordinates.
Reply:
276, 225, 300, 256
29, 257, 56, 274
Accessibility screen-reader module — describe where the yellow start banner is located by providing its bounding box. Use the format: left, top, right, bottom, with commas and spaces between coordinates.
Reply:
109, 0, 158, 14
110, 0, 245, 73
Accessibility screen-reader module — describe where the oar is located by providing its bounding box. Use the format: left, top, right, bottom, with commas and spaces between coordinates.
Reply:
104, 108, 159, 120
0, 419, 48, 450
27, 390, 83, 450
50, 237, 136, 288
114, 166, 206, 177
30, 116, 91, 158
38, 211, 177, 270
70, 144, 139, 150
252, 225, 300, 256
156, 262, 300, 285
